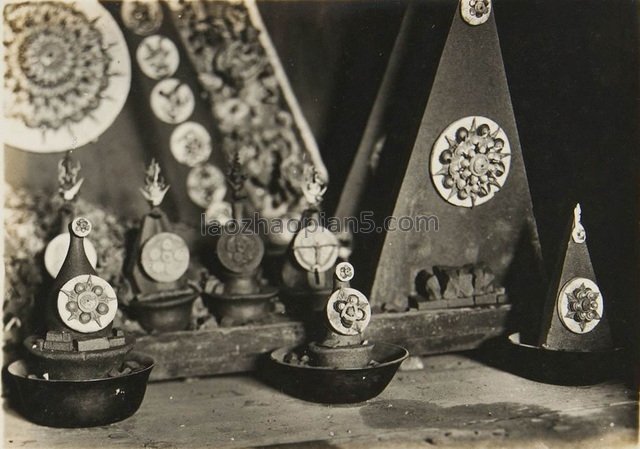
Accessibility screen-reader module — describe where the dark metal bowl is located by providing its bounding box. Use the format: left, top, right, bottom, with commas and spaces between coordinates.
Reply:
130, 291, 198, 333
7, 352, 154, 428
506, 332, 625, 385
24, 335, 135, 380
202, 286, 278, 324
268, 342, 408, 404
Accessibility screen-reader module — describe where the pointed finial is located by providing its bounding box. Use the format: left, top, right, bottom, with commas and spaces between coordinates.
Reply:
572, 203, 586, 243
227, 152, 247, 201
58, 151, 84, 202
301, 164, 327, 207
140, 159, 170, 207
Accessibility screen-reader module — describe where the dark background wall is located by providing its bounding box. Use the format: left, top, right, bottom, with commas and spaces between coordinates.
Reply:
6, 1, 639, 343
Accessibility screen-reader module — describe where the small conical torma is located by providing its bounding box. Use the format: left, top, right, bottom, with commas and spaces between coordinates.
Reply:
538, 204, 613, 352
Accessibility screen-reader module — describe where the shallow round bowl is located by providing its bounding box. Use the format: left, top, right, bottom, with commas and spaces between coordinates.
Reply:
268, 342, 408, 404
7, 352, 154, 428
506, 332, 624, 385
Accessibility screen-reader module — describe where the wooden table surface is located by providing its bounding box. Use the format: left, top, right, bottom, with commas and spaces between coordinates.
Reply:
4, 353, 638, 449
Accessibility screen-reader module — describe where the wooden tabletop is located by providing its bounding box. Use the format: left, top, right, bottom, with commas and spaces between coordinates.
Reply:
4, 353, 637, 449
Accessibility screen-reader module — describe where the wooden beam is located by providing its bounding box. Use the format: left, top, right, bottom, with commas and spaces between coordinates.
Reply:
136, 305, 510, 381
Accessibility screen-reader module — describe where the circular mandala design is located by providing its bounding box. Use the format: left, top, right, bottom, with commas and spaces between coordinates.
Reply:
293, 226, 339, 273
150, 78, 194, 124
57, 274, 118, 333
4, 0, 131, 152
170, 122, 212, 167
44, 233, 98, 278
335, 262, 354, 282
136, 35, 179, 80
140, 232, 190, 283
186, 163, 227, 208
461, 0, 491, 26
326, 287, 371, 336
120, 0, 163, 36
557, 277, 603, 334
217, 232, 264, 273
431, 116, 511, 208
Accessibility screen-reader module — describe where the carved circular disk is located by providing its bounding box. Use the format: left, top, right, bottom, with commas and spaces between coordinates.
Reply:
4, 0, 131, 152
57, 274, 117, 333
44, 233, 98, 278
120, 0, 163, 36
136, 35, 180, 80
186, 163, 227, 208
326, 287, 371, 336
216, 232, 264, 274
71, 217, 92, 237
557, 277, 603, 334
293, 226, 339, 273
335, 262, 354, 282
150, 78, 194, 124
141, 232, 190, 282
170, 122, 212, 167
431, 116, 511, 208
461, 0, 492, 26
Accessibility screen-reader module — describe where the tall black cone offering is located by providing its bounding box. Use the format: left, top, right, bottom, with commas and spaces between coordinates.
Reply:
10, 217, 154, 427
365, 0, 543, 316
538, 204, 613, 351
507, 204, 620, 385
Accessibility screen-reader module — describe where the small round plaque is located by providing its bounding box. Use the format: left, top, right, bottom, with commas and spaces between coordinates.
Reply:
121, 0, 163, 36
326, 287, 371, 336
557, 277, 603, 334
216, 232, 264, 274
186, 163, 227, 208
170, 122, 212, 167
461, 0, 491, 26
335, 262, 354, 282
150, 78, 194, 124
71, 217, 92, 237
140, 232, 190, 283
57, 274, 117, 333
137, 35, 180, 80
292, 226, 339, 273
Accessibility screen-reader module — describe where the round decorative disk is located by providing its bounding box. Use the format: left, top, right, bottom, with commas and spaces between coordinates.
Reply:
57, 274, 118, 333
4, 0, 131, 152
120, 0, 163, 36
431, 116, 511, 208
293, 226, 339, 273
205, 200, 233, 225
136, 35, 180, 80
326, 287, 371, 336
217, 232, 264, 274
557, 277, 603, 334
140, 232, 190, 283
461, 0, 492, 26
170, 122, 212, 167
45, 233, 98, 278
335, 262, 354, 282
150, 78, 195, 124
71, 216, 92, 237
186, 163, 227, 208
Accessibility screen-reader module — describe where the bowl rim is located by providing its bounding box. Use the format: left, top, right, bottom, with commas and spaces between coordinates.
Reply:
7, 351, 155, 384
270, 341, 409, 372
507, 332, 623, 354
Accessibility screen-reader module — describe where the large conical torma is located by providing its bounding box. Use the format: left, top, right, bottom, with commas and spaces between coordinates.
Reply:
368, 1, 542, 310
